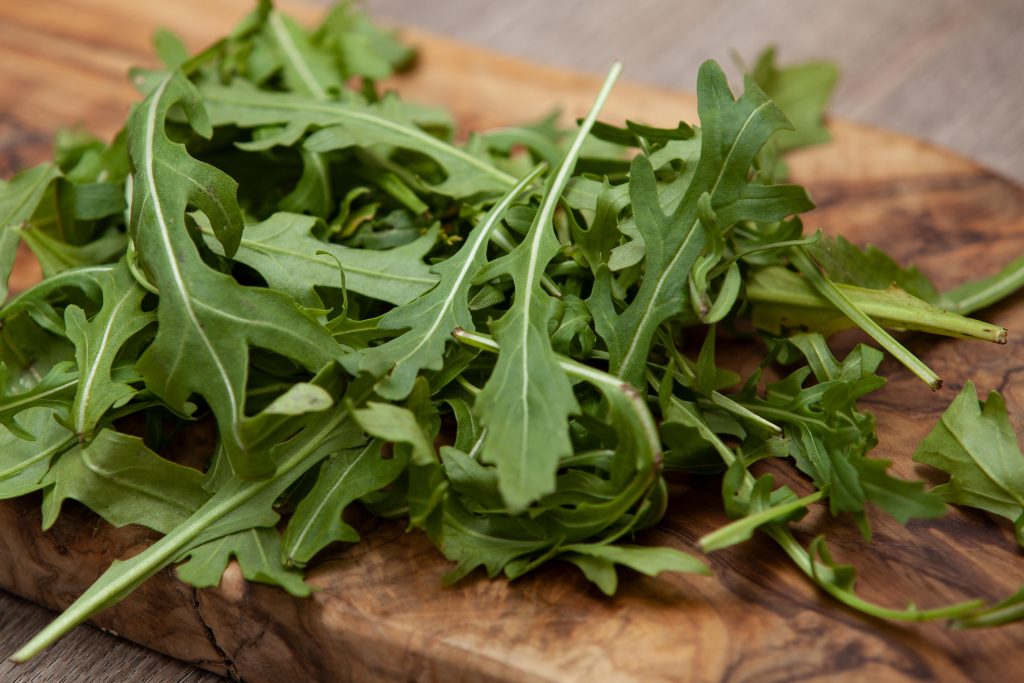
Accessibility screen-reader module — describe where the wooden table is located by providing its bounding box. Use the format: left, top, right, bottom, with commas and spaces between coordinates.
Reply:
2, 1, 1024, 681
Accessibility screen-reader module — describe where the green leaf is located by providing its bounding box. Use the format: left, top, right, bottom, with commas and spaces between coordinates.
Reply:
0, 407, 75, 499
20, 227, 126, 279
65, 261, 154, 439
200, 83, 516, 199
941, 252, 1024, 315
914, 382, 1024, 543
0, 361, 78, 440
177, 527, 310, 597
199, 211, 438, 307
563, 544, 709, 596
279, 150, 333, 218
314, 2, 413, 80
805, 235, 939, 302
450, 329, 667, 580
348, 165, 544, 399
41, 430, 209, 532
591, 61, 813, 386
282, 439, 406, 568
473, 66, 621, 511
15, 371, 370, 661
748, 263, 1005, 343
853, 457, 945, 524
750, 47, 838, 153
128, 71, 339, 477
264, 10, 342, 100
354, 398, 445, 536
0, 163, 62, 301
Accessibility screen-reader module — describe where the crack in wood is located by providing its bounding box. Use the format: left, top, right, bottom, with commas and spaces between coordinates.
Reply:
191, 586, 241, 682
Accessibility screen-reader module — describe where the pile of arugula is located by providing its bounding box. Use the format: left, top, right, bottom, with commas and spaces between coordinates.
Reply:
4, 1, 1024, 661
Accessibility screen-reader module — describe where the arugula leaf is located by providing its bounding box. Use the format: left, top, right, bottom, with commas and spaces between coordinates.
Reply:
747, 265, 1005, 343
354, 393, 445, 538
264, 10, 342, 100
805, 235, 939, 302
128, 71, 339, 477
0, 407, 75, 499
348, 165, 544, 399
65, 261, 154, 439
749, 47, 838, 153
942, 253, 1024, 315
914, 382, 1024, 544
314, 2, 413, 80
41, 429, 208, 532
0, 163, 61, 301
472, 65, 621, 511
13, 370, 370, 661
0, 362, 78, 440
563, 544, 708, 596
177, 527, 309, 596
20, 227, 126, 279
281, 439, 404, 568
200, 84, 516, 199
590, 61, 813, 386
198, 211, 439, 307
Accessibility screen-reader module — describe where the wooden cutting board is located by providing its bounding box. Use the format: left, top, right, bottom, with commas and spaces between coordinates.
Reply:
2, 1, 1024, 681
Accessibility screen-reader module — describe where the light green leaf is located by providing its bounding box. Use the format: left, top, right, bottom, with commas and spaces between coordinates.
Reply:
41, 429, 209, 532
473, 66, 621, 511
0, 407, 75, 499
0, 163, 62, 301
177, 527, 310, 597
282, 439, 405, 568
65, 261, 154, 439
914, 382, 1024, 543
748, 265, 1005, 343
941, 253, 1024, 315
128, 72, 338, 477
563, 544, 709, 596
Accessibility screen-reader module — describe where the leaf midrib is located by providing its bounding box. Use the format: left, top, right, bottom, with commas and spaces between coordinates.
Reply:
203, 89, 517, 188
617, 101, 773, 378
285, 441, 374, 558
197, 222, 436, 287
143, 77, 242, 448
75, 282, 142, 433
940, 411, 1024, 509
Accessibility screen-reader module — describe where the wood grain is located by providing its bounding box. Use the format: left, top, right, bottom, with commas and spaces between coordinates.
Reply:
2, 1, 1024, 682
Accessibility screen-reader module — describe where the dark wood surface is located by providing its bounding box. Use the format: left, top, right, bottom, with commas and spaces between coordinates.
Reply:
2, 1, 1024, 681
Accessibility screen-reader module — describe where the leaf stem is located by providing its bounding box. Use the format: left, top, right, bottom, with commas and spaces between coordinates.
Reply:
765, 525, 985, 621
790, 247, 942, 389
699, 488, 827, 552
941, 253, 1024, 315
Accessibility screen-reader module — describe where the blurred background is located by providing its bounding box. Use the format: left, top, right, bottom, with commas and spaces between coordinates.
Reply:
361, 0, 1024, 182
